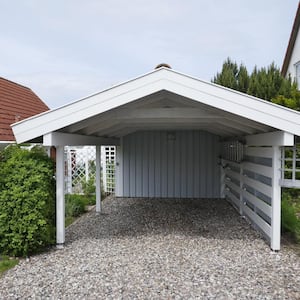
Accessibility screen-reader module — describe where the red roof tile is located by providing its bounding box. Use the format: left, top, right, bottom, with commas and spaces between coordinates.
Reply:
0, 77, 49, 141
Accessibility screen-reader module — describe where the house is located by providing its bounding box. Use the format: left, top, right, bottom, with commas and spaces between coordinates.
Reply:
282, 2, 300, 86
0, 77, 49, 148
11, 66, 300, 251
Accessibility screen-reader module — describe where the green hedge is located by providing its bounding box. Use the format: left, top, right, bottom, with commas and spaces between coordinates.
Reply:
0, 145, 55, 256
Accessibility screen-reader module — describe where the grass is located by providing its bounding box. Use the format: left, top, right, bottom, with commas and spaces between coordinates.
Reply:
0, 255, 19, 275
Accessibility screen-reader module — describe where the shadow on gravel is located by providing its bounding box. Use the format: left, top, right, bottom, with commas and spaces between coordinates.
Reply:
66, 198, 262, 243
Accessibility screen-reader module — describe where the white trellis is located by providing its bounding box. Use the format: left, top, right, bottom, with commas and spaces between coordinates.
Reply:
101, 146, 116, 194
64, 146, 115, 195
280, 144, 300, 188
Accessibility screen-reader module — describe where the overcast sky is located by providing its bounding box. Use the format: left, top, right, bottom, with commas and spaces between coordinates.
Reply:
0, 1, 299, 108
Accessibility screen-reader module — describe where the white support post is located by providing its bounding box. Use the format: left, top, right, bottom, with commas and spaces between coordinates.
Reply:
271, 146, 281, 251
96, 145, 101, 214
115, 139, 123, 197
220, 159, 225, 198
239, 163, 244, 215
56, 146, 65, 248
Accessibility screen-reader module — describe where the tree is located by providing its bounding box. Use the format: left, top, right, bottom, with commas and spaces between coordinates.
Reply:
213, 58, 300, 111
213, 58, 249, 92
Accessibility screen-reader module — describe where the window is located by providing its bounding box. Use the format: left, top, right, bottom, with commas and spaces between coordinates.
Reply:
296, 62, 300, 89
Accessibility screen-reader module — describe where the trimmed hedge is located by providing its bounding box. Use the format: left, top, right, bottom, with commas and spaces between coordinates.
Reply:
0, 145, 56, 256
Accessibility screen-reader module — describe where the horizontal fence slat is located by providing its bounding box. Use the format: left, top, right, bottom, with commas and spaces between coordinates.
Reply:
242, 162, 272, 178
243, 204, 271, 238
225, 178, 240, 195
242, 189, 271, 217
243, 175, 272, 197
225, 189, 240, 208
224, 168, 240, 182
222, 159, 241, 169
244, 147, 273, 158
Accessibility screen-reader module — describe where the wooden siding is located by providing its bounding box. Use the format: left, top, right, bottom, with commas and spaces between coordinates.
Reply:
119, 130, 220, 198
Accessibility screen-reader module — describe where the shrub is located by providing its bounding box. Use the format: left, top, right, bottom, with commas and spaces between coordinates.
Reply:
281, 192, 300, 242
81, 176, 96, 205
65, 194, 86, 217
0, 145, 55, 256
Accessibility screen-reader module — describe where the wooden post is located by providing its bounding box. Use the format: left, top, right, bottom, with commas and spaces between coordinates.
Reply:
56, 146, 65, 248
96, 145, 101, 213
271, 146, 281, 251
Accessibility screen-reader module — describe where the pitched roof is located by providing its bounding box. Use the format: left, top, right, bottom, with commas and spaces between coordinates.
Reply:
282, 2, 300, 76
0, 77, 49, 141
12, 67, 300, 144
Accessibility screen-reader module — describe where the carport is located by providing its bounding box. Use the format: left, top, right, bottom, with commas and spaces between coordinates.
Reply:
12, 67, 300, 251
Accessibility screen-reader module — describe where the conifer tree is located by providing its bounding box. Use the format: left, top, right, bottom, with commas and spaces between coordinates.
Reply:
213, 58, 300, 111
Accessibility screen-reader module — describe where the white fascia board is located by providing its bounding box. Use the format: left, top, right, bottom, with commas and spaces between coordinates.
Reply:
245, 131, 294, 146
12, 73, 166, 143
43, 132, 120, 146
161, 72, 300, 136
11, 67, 300, 143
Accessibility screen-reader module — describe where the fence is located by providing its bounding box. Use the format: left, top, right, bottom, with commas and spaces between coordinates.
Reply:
221, 143, 274, 243
64, 146, 116, 195
280, 144, 300, 188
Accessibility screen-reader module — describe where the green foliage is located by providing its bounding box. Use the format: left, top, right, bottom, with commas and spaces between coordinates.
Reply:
0, 145, 55, 256
81, 176, 96, 205
65, 194, 86, 217
281, 192, 300, 242
272, 83, 300, 111
213, 58, 300, 109
0, 255, 19, 275
213, 58, 249, 92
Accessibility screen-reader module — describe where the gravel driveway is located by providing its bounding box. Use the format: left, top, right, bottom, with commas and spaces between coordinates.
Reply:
1, 197, 300, 299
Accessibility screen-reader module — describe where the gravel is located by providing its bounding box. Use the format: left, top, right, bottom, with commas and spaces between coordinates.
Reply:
1, 197, 300, 299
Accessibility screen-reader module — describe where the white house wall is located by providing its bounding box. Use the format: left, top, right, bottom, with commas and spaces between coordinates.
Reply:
117, 130, 220, 198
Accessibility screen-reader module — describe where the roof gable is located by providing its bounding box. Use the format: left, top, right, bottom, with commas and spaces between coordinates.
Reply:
282, 2, 300, 76
12, 67, 300, 143
0, 77, 49, 141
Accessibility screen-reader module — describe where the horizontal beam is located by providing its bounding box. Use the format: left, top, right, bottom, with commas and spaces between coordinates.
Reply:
245, 131, 294, 146
43, 132, 120, 146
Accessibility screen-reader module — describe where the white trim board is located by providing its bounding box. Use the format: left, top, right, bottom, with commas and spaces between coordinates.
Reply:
12, 67, 300, 143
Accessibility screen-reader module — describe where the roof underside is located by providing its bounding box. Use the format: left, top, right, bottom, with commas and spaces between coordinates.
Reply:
60, 90, 274, 139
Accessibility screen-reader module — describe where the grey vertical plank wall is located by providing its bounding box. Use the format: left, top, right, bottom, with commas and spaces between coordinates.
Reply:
121, 130, 220, 198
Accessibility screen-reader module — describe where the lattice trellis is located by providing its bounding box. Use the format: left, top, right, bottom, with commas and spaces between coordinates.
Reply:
64, 146, 115, 195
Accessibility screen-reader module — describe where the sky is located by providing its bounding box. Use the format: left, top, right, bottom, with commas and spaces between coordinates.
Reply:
0, 0, 299, 109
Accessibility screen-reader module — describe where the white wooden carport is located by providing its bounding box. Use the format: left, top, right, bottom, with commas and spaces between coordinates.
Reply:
12, 67, 300, 251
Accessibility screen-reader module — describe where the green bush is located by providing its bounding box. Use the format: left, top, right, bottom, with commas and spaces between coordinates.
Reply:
281, 192, 300, 242
0, 145, 55, 256
65, 194, 86, 217
81, 176, 96, 205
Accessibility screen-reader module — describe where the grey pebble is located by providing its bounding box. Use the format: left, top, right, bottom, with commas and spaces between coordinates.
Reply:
0, 197, 299, 299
